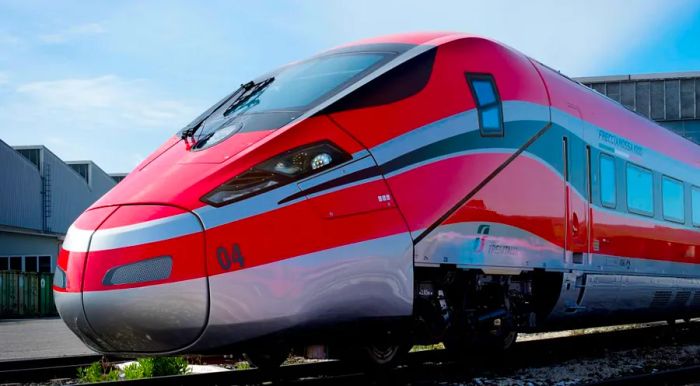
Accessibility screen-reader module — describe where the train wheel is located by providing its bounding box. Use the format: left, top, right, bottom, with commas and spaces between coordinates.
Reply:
485, 330, 518, 352
244, 349, 288, 370
338, 342, 409, 367
362, 343, 406, 366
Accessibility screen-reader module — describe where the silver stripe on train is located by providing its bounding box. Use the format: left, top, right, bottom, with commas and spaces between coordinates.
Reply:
62, 212, 200, 253
192, 232, 414, 349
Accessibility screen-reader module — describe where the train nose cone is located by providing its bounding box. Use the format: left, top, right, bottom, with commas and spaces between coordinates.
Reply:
56, 205, 208, 353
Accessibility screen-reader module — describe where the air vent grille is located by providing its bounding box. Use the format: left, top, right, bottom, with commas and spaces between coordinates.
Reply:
673, 291, 691, 307
103, 256, 172, 286
650, 290, 672, 308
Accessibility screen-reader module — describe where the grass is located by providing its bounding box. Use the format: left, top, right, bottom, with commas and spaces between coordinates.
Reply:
233, 361, 252, 370
410, 343, 445, 352
78, 356, 191, 383
77, 361, 120, 383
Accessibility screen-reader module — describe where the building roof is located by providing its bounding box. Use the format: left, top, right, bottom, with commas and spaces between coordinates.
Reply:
575, 71, 700, 84
1, 139, 117, 234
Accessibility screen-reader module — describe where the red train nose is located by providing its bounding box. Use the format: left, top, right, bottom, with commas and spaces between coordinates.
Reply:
55, 205, 208, 353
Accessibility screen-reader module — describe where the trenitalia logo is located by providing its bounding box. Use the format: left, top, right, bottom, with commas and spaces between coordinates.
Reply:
472, 224, 490, 252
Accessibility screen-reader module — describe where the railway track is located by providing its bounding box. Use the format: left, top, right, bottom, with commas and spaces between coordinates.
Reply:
3, 321, 700, 385
0, 354, 106, 384
584, 364, 700, 386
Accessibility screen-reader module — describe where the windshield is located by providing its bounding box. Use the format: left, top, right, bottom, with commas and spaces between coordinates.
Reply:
236, 53, 386, 112
188, 51, 391, 150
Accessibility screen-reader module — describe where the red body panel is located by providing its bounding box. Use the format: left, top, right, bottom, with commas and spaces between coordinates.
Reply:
386, 153, 512, 232
95, 205, 184, 229
304, 178, 395, 219
55, 249, 87, 293
82, 233, 205, 291
91, 115, 364, 210
204, 191, 409, 278
443, 154, 568, 249
592, 210, 699, 263
330, 37, 549, 149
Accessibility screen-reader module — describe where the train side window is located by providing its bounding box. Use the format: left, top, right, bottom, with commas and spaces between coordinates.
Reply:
38, 256, 52, 273
24, 256, 38, 273
466, 74, 503, 136
600, 154, 616, 208
661, 176, 684, 223
626, 163, 654, 216
0, 256, 7, 271
693, 186, 700, 227
9, 256, 22, 271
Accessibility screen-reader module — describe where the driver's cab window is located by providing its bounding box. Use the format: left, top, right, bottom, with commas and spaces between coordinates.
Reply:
466, 73, 504, 136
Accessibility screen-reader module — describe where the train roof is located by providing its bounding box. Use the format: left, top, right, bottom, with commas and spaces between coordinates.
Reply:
341, 32, 700, 168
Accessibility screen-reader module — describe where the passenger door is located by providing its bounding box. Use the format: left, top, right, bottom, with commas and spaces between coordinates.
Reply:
562, 104, 590, 264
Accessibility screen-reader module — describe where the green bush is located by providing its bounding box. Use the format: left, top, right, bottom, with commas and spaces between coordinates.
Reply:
233, 361, 251, 370
77, 356, 190, 383
122, 362, 145, 380
409, 343, 445, 352
77, 361, 120, 383
141, 356, 190, 376
136, 358, 154, 377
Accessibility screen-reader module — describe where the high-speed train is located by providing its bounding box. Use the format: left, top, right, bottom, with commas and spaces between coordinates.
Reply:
54, 32, 700, 367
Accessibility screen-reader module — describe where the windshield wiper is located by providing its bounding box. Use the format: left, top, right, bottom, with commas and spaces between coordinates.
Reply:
179, 87, 242, 140
223, 77, 275, 117
180, 77, 275, 140
179, 82, 252, 140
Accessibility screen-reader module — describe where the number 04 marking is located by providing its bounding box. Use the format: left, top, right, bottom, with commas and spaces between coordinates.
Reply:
216, 243, 245, 271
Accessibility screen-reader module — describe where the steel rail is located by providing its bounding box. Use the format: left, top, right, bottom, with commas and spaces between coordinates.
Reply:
3, 321, 700, 385
0, 354, 108, 383
583, 364, 700, 386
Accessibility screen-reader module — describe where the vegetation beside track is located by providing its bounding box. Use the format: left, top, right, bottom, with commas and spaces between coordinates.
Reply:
78, 357, 190, 383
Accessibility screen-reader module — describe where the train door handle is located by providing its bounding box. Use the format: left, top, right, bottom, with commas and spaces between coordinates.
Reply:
571, 212, 580, 234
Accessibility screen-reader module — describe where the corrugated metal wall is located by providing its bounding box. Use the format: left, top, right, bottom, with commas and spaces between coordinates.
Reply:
91, 163, 119, 199
0, 141, 42, 231
578, 74, 700, 144
42, 151, 116, 233
1, 140, 117, 235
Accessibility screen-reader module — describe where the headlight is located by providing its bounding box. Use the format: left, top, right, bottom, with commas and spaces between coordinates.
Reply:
202, 142, 350, 207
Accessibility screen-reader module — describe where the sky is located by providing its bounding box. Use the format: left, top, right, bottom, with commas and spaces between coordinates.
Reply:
1, 1, 699, 173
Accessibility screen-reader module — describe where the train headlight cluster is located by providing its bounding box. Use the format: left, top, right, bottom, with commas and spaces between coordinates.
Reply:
202, 142, 350, 207
311, 153, 333, 170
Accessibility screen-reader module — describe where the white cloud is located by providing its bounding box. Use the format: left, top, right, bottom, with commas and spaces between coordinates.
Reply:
15, 75, 195, 129
39, 22, 106, 44
0, 75, 199, 172
0, 32, 21, 46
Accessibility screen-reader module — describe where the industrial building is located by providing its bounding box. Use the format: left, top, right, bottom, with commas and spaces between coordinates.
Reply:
0, 140, 117, 274
575, 71, 700, 144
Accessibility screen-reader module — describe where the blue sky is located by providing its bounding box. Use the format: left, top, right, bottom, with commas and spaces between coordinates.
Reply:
1, 1, 699, 173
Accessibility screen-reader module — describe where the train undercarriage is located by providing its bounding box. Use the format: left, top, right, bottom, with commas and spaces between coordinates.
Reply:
411, 267, 560, 355
242, 267, 564, 368
244, 267, 700, 368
